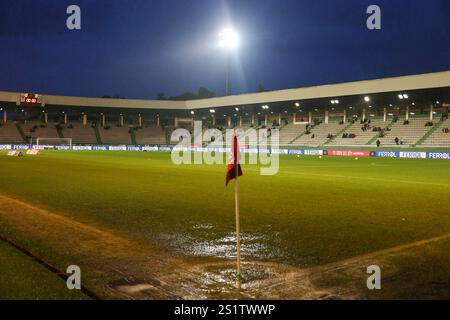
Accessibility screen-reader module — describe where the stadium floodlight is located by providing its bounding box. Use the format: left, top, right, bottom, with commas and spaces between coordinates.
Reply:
295, 102, 300, 107
219, 27, 239, 49
261, 105, 269, 110
331, 99, 339, 104
398, 94, 408, 99
364, 96, 370, 102
436, 101, 440, 104
235, 107, 239, 111
219, 27, 240, 96
209, 109, 215, 113
190, 111, 195, 115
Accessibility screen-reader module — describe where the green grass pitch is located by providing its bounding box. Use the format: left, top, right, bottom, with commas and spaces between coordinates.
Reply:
0, 150, 449, 298
0, 240, 89, 300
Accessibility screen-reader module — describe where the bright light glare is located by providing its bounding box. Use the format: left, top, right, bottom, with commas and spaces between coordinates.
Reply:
364, 96, 370, 102
219, 28, 239, 49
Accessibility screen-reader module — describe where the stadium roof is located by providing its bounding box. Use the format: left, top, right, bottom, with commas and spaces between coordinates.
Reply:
1, 70, 449, 111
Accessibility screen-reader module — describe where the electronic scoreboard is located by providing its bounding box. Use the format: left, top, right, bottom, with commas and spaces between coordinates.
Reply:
20, 93, 43, 105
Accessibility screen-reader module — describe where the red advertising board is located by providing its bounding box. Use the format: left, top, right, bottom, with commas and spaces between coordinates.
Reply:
326, 150, 372, 157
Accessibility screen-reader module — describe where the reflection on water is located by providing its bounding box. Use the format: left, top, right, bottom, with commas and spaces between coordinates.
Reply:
157, 222, 286, 262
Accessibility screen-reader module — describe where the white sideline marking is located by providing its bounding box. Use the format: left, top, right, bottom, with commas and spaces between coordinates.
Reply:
283, 171, 450, 187
244, 168, 450, 187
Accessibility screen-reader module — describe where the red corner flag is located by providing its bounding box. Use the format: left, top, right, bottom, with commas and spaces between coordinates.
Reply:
227, 132, 244, 288
226, 133, 243, 186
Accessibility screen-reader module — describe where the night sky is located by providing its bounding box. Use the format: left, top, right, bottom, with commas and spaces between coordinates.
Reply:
0, 0, 449, 99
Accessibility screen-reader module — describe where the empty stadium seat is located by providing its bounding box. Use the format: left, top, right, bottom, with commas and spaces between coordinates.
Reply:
63, 123, 97, 144
374, 119, 431, 147
293, 122, 344, 146
278, 124, 306, 145
22, 122, 60, 140
135, 126, 166, 145
0, 122, 23, 143
328, 119, 387, 146
98, 125, 132, 145
421, 119, 450, 147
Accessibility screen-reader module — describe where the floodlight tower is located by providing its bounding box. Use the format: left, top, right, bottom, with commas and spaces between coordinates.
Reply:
219, 27, 239, 96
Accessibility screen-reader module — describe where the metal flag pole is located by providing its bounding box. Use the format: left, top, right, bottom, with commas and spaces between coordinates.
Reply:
234, 133, 242, 289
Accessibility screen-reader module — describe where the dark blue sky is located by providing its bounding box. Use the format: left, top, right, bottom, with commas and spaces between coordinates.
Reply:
0, 0, 449, 99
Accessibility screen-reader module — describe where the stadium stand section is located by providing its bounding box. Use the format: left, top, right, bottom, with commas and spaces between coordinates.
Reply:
374, 119, 431, 147
0, 122, 23, 143
293, 122, 344, 146
62, 123, 97, 144
134, 126, 166, 145
328, 119, 387, 146
22, 122, 60, 141
278, 124, 306, 145
421, 119, 450, 147
98, 125, 132, 145
0, 71, 448, 148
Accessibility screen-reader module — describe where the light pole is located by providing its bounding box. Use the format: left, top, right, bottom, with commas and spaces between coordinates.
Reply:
219, 27, 239, 96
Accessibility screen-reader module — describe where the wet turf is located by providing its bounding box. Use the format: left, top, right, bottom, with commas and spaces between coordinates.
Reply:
0, 150, 449, 267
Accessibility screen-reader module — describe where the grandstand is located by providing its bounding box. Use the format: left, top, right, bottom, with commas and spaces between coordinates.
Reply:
328, 119, 388, 146
0, 71, 448, 148
98, 125, 132, 145
293, 121, 344, 146
278, 124, 306, 145
22, 122, 60, 142
373, 118, 431, 147
62, 123, 98, 144
134, 126, 166, 145
0, 122, 23, 143
421, 118, 450, 147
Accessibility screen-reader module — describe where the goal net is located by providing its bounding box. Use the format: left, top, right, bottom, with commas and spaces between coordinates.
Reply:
35, 137, 73, 150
